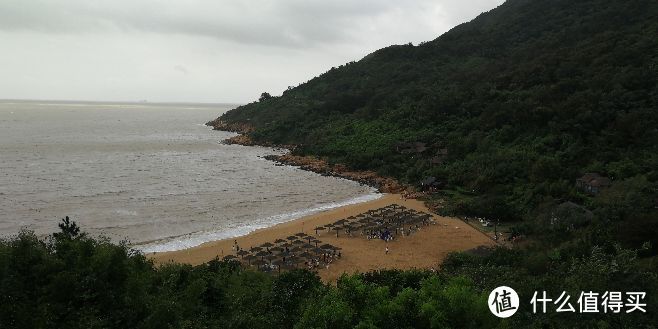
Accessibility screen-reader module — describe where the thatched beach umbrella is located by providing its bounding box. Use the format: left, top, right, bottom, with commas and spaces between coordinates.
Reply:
261, 242, 274, 248
292, 239, 304, 245
243, 254, 256, 265
320, 244, 335, 250
265, 254, 277, 263
295, 232, 307, 237
287, 256, 301, 267
236, 250, 249, 258
333, 226, 342, 237
358, 217, 370, 223
314, 226, 326, 235
273, 259, 285, 273
255, 250, 269, 260
253, 259, 267, 270
274, 238, 286, 244
250, 246, 262, 252
287, 236, 298, 241
278, 251, 290, 259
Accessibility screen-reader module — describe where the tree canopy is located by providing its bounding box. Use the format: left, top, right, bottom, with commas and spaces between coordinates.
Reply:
1, 220, 656, 328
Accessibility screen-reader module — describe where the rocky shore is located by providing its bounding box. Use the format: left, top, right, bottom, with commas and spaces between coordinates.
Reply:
206, 119, 406, 194
205, 118, 254, 134
264, 154, 405, 193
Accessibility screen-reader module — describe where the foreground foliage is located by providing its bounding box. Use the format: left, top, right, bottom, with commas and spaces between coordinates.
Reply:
0, 223, 656, 328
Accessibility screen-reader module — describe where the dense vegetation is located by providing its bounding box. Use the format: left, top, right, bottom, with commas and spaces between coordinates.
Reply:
1, 221, 656, 328
217, 0, 657, 249
2, 0, 656, 327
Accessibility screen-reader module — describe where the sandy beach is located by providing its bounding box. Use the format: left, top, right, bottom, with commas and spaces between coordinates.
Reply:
150, 194, 495, 282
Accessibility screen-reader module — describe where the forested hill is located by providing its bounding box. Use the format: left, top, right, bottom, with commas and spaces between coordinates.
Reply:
213, 0, 657, 237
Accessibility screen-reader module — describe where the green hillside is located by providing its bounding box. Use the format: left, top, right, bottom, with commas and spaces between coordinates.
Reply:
215, 0, 657, 248
2, 1, 657, 328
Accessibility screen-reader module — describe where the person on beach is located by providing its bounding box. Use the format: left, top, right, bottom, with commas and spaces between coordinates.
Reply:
385, 246, 389, 255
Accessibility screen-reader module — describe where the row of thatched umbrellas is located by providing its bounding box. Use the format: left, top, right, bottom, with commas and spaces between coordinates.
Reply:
313, 204, 435, 238
222, 232, 342, 273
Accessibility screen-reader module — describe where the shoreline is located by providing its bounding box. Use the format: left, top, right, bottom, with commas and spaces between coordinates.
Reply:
149, 193, 495, 282
134, 192, 382, 253
207, 119, 407, 194
149, 123, 495, 281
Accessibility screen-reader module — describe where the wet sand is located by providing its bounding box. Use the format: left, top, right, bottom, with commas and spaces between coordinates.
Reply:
149, 194, 495, 282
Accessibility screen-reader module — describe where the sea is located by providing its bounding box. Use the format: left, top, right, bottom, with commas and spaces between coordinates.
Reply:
0, 100, 380, 252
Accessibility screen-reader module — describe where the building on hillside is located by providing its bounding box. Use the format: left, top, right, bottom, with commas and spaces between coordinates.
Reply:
419, 176, 442, 192
576, 173, 611, 195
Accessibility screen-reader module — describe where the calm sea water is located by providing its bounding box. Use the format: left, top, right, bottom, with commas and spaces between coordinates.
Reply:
0, 100, 380, 252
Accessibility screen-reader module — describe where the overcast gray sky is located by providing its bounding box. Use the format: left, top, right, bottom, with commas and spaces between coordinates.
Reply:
0, 0, 504, 103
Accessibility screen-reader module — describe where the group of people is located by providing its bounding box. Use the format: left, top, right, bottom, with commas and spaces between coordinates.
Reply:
305, 250, 341, 270
400, 224, 422, 236
366, 228, 393, 241
231, 240, 242, 252
363, 223, 424, 242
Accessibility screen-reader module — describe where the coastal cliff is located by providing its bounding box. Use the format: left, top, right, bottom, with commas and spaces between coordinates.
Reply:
208, 0, 657, 235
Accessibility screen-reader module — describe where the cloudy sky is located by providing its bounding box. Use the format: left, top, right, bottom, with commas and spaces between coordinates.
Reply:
0, 0, 503, 103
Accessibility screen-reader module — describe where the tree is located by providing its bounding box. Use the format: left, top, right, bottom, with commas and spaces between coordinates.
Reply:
53, 216, 81, 240
259, 92, 273, 102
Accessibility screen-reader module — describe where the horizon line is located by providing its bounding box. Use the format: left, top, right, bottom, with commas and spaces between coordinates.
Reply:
0, 97, 245, 106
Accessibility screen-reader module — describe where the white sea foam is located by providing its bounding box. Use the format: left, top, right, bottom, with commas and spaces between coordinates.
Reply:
134, 192, 383, 253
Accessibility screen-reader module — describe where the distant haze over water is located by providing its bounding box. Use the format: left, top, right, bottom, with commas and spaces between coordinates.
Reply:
0, 100, 380, 252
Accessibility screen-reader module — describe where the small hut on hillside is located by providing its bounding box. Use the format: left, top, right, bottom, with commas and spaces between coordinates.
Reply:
576, 173, 611, 195
419, 176, 442, 192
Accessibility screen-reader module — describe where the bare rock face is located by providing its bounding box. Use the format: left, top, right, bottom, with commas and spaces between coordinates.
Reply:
222, 134, 257, 146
